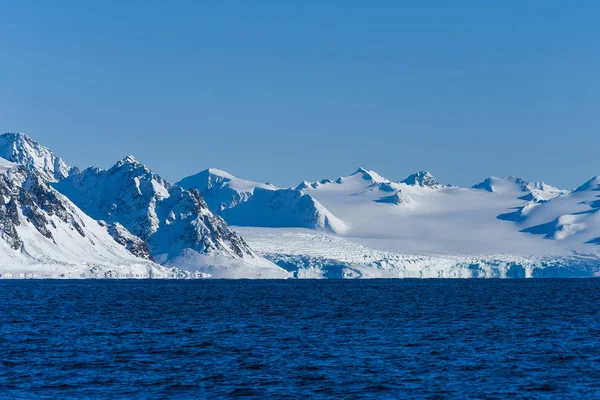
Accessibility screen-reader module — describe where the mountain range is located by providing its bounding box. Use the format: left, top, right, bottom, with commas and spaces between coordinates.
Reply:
0, 132, 599, 278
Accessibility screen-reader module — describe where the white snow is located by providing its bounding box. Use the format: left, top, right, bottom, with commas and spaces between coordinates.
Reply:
293, 169, 583, 257
0, 168, 181, 279
55, 156, 288, 278
235, 227, 600, 278
0, 132, 72, 181
178, 168, 347, 233
1, 132, 599, 279
225, 168, 600, 278
0, 157, 17, 173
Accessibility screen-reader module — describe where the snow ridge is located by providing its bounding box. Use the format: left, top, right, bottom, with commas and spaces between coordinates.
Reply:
0, 162, 178, 278
401, 171, 443, 189
0, 133, 73, 182
178, 169, 347, 233
473, 176, 567, 202
56, 157, 288, 278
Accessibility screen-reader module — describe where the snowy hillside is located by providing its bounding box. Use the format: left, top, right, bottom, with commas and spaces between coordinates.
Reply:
178, 168, 346, 233
516, 176, 600, 245
401, 170, 446, 189
2, 132, 599, 279
293, 168, 579, 256
56, 157, 288, 278
227, 168, 599, 277
473, 176, 567, 202
178, 168, 276, 212
0, 132, 73, 182
0, 160, 180, 279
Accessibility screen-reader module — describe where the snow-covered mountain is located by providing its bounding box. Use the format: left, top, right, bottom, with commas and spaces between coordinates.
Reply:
0, 132, 73, 182
295, 168, 578, 254
401, 170, 445, 189
473, 176, 567, 202
0, 157, 180, 278
178, 166, 596, 263
515, 176, 600, 244
178, 168, 347, 233
2, 131, 599, 279
177, 168, 276, 212
229, 167, 600, 277
56, 157, 288, 278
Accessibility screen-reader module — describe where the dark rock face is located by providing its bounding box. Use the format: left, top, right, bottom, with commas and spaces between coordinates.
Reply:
401, 171, 441, 188
0, 198, 22, 250
0, 166, 87, 248
55, 158, 258, 262
107, 222, 154, 261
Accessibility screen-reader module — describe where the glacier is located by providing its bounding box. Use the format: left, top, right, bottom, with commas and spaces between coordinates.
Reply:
54, 156, 288, 279
0, 133, 288, 279
195, 167, 600, 278
1, 131, 600, 278
0, 161, 178, 279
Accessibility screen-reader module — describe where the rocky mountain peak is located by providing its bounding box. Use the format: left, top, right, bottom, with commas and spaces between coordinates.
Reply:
0, 132, 72, 182
401, 171, 441, 188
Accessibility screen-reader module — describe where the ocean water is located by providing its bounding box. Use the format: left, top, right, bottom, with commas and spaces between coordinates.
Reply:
2, 280, 600, 399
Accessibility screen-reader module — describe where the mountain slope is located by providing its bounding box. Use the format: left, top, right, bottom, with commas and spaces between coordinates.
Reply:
473, 176, 567, 202
516, 176, 600, 244
401, 171, 444, 189
178, 168, 347, 233
178, 168, 276, 212
288, 168, 585, 257
235, 169, 600, 278
0, 132, 73, 182
56, 157, 288, 278
0, 160, 177, 278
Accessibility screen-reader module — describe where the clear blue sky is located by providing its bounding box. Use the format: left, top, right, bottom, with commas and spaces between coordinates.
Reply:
1, 1, 598, 188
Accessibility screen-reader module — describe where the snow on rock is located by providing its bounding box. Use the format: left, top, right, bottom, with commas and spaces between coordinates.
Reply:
401, 171, 443, 189
0, 157, 17, 174
472, 176, 566, 202
178, 168, 346, 233
516, 175, 600, 245
573, 176, 600, 193
351, 167, 390, 184
375, 190, 414, 206
222, 188, 348, 233
104, 221, 154, 260
0, 162, 181, 279
272, 167, 599, 259
56, 157, 288, 278
2, 132, 599, 279
178, 168, 276, 213
0, 133, 73, 182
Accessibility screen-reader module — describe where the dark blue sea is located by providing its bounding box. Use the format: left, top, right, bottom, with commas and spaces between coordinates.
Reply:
2, 280, 600, 399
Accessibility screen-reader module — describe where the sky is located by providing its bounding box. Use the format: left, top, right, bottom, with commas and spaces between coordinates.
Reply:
1, 1, 599, 189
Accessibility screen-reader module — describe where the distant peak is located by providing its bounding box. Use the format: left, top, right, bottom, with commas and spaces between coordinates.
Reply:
1, 132, 28, 140
0, 132, 71, 182
296, 181, 310, 190
351, 167, 389, 183
204, 168, 236, 180
401, 171, 441, 188
375, 190, 414, 206
112, 155, 144, 170
295, 180, 323, 190
0, 132, 37, 147
574, 175, 600, 193
473, 176, 526, 192
472, 176, 567, 201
